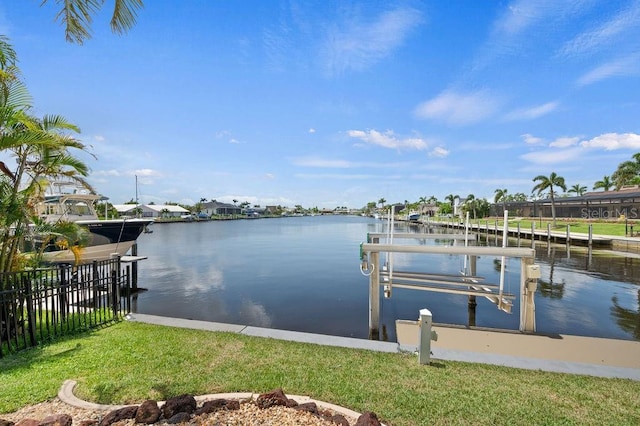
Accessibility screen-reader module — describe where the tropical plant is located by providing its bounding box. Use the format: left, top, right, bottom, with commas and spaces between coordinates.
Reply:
378, 198, 386, 209
612, 153, 640, 189
568, 184, 587, 196
463, 194, 477, 219
532, 172, 567, 227
494, 188, 508, 214
444, 194, 458, 215
40, 0, 145, 44
593, 175, 613, 191
0, 38, 92, 273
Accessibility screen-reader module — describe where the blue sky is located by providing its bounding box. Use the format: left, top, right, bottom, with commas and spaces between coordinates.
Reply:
2, 0, 640, 208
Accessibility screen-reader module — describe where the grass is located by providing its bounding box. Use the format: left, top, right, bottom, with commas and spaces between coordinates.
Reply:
452, 217, 635, 237
2, 322, 639, 425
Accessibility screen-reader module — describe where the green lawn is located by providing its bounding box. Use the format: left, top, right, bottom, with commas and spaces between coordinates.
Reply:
450, 217, 635, 237
1, 321, 639, 425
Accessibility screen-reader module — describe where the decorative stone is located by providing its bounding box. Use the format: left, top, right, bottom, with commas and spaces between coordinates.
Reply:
355, 411, 382, 426
99, 406, 137, 426
15, 420, 37, 426
165, 412, 191, 424
135, 400, 161, 424
77, 421, 98, 426
256, 388, 288, 409
294, 402, 318, 414
0, 419, 15, 426
161, 394, 196, 419
195, 399, 228, 415
40, 414, 72, 426
328, 414, 350, 426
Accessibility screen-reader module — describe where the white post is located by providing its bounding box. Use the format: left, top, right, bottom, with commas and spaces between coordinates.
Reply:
418, 308, 436, 365
369, 250, 380, 339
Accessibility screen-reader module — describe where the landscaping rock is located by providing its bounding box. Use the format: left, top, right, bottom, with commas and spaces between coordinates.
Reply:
355, 411, 382, 426
0, 419, 14, 426
134, 400, 160, 424
256, 388, 289, 409
165, 412, 191, 424
294, 402, 318, 415
40, 414, 72, 426
328, 414, 350, 426
99, 406, 137, 426
161, 395, 196, 419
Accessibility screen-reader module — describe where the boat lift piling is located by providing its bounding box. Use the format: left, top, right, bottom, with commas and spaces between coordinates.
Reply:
360, 237, 539, 338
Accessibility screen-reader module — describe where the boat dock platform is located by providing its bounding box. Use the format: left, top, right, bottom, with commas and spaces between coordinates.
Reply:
423, 220, 612, 247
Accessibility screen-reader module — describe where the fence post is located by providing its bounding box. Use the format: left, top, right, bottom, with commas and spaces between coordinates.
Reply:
111, 257, 119, 319
58, 264, 68, 321
23, 274, 37, 347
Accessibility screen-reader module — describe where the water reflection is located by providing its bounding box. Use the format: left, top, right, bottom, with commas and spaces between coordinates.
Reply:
537, 247, 565, 299
131, 217, 640, 342
611, 290, 640, 339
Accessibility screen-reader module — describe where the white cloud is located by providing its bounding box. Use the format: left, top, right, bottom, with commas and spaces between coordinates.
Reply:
308, 128, 316, 133
521, 133, 545, 145
520, 147, 582, 164
549, 136, 580, 148
322, 7, 423, 75
347, 129, 428, 150
414, 90, 501, 125
576, 54, 640, 86
92, 169, 122, 178
429, 146, 449, 158
293, 157, 352, 168
504, 101, 559, 121
133, 168, 161, 177
559, 1, 640, 57
580, 133, 640, 150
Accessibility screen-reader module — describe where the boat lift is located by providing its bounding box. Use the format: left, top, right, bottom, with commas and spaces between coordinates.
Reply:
360, 211, 539, 339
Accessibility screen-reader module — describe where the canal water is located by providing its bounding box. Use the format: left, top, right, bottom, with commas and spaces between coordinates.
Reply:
131, 215, 640, 342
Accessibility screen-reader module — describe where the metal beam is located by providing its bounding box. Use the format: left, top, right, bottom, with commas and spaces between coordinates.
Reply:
362, 243, 535, 258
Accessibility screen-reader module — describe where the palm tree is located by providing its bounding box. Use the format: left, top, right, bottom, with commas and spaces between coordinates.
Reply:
532, 172, 567, 227
40, 0, 144, 44
464, 194, 477, 219
378, 198, 386, 210
593, 175, 613, 191
568, 184, 587, 196
494, 188, 508, 215
612, 153, 640, 189
444, 193, 457, 211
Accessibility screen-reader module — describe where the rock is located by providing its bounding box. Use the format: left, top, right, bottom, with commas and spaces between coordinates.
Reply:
195, 399, 228, 415
256, 388, 289, 409
15, 420, 37, 426
161, 395, 196, 419
193, 398, 241, 416
77, 421, 98, 426
224, 400, 240, 411
328, 414, 350, 426
355, 411, 382, 426
135, 400, 161, 424
294, 402, 318, 415
0, 420, 15, 426
40, 414, 72, 426
99, 406, 137, 426
165, 412, 191, 424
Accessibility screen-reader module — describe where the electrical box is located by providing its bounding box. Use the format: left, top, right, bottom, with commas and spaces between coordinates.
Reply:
526, 264, 541, 279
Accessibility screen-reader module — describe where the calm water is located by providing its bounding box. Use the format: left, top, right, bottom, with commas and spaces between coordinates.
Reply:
131, 215, 640, 342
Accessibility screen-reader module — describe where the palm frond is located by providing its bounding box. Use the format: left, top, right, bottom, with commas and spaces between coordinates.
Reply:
111, 0, 144, 35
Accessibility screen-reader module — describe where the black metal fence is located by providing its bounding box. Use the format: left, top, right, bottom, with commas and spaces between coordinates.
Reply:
0, 258, 132, 357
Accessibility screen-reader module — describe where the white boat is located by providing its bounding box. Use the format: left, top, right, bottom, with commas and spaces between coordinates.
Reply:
28, 184, 153, 264
408, 212, 421, 221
